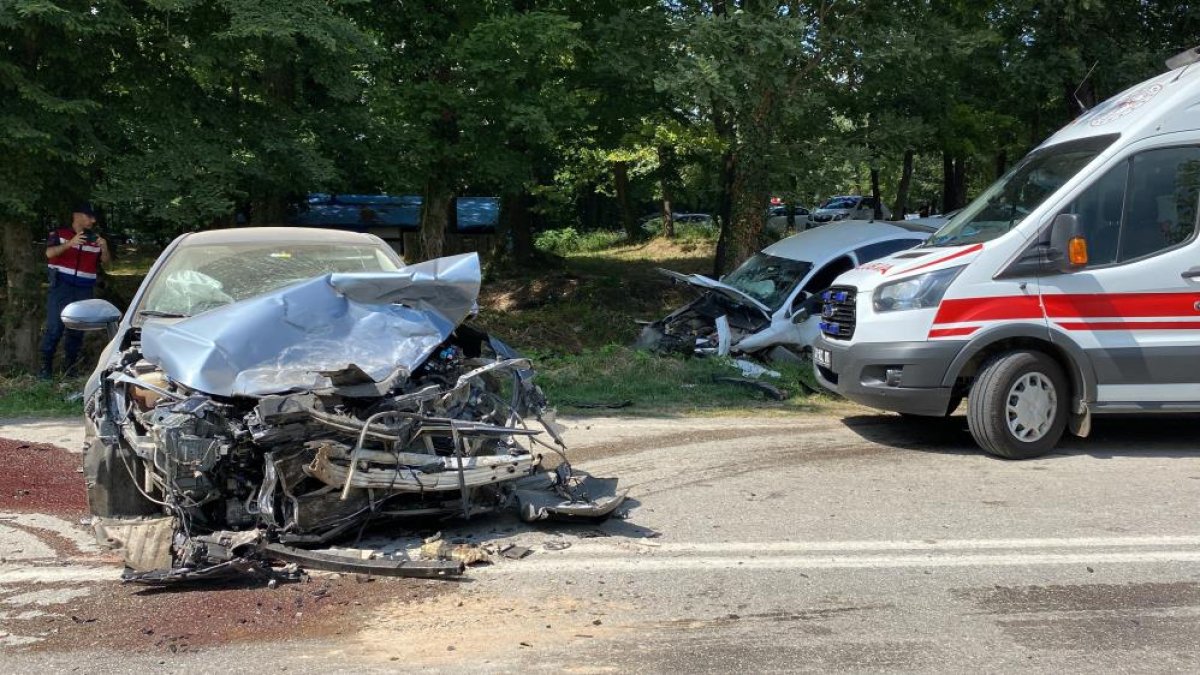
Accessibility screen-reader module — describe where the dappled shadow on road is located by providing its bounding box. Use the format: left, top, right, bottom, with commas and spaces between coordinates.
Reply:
841, 413, 1200, 460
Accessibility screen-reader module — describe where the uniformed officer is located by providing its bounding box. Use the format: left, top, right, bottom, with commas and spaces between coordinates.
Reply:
40, 203, 110, 379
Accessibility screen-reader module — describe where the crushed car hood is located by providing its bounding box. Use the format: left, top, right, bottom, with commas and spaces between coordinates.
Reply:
141, 253, 481, 397
657, 268, 772, 317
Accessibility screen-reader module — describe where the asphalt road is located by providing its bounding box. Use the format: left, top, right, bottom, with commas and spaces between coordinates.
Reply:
1, 410, 1199, 673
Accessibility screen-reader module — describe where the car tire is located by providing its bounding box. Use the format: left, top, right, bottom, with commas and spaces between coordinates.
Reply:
967, 350, 1068, 459
83, 438, 160, 518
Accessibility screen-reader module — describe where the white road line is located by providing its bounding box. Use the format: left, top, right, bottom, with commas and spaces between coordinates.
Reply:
0, 566, 117, 584
491, 550, 1200, 573
0, 525, 56, 560
545, 535, 1200, 555
0, 513, 99, 554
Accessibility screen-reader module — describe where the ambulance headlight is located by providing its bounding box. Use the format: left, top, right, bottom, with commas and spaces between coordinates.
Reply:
873, 266, 965, 313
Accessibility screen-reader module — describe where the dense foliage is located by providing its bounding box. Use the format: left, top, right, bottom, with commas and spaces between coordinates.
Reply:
1, 0, 1197, 367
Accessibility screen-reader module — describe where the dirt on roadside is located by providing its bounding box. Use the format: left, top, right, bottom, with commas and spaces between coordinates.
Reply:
0, 437, 88, 517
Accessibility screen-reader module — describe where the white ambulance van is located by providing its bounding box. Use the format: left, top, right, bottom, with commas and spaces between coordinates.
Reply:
813, 47, 1200, 459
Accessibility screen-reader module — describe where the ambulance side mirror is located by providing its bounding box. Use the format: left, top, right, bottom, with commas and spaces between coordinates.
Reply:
1049, 213, 1088, 272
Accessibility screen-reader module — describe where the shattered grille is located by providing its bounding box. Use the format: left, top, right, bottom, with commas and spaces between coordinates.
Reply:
819, 286, 857, 340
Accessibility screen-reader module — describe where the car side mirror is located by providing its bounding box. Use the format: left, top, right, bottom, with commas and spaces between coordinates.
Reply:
791, 294, 822, 323
1049, 213, 1088, 272
62, 299, 122, 334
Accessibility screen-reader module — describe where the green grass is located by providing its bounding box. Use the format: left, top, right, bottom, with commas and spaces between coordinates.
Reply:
536, 346, 829, 414
534, 227, 629, 255
475, 236, 718, 352
0, 375, 87, 418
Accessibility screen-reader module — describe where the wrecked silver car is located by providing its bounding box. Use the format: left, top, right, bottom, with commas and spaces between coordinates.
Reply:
637, 220, 933, 362
64, 228, 623, 582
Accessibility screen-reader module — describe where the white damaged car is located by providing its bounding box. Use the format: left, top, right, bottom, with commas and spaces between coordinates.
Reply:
637, 220, 933, 362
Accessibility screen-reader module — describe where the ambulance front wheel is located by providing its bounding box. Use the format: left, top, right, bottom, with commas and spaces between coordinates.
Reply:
967, 350, 1068, 459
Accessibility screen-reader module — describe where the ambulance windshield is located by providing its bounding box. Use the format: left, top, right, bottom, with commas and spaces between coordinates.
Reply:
925, 134, 1119, 248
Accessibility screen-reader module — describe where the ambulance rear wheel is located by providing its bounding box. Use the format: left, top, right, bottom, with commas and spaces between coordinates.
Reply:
967, 350, 1067, 459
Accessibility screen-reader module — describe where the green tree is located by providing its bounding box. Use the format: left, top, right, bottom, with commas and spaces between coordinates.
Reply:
0, 0, 118, 370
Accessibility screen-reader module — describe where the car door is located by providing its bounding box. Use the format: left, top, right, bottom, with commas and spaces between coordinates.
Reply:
853, 197, 872, 219
1040, 143, 1200, 407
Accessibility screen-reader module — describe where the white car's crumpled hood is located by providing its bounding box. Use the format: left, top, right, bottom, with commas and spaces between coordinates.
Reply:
656, 268, 773, 317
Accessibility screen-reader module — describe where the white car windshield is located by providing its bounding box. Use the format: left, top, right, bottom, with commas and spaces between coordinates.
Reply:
138, 242, 400, 319
722, 253, 813, 309
925, 134, 1119, 248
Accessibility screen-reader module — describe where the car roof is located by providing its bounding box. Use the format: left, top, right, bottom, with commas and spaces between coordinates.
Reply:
175, 227, 385, 247
762, 220, 930, 261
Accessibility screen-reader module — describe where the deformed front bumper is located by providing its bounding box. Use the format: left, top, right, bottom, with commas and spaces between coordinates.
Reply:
813, 337, 964, 416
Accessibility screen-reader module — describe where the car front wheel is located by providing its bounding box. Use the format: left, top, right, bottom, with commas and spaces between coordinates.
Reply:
967, 350, 1068, 459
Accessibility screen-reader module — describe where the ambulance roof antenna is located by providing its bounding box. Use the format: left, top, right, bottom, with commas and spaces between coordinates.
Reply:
1073, 61, 1099, 114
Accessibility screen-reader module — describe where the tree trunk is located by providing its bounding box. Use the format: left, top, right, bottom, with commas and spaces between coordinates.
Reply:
893, 149, 914, 218
657, 145, 676, 239
728, 161, 767, 270
512, 191, 534, 263
496, 191, 535, 264
419, 181, 453, 262
579, 185, 600, 231
942, 152, 955, 213
0, 219, 44, 373
249, 195, 289, 226
870, 166, 883, 220
713, 146, 735, 277
612, 160, 637, 240
995, 150, 1008, 179
953, 157, 967, 210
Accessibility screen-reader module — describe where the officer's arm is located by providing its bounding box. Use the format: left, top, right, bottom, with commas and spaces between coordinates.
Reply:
45, 233, 81, 258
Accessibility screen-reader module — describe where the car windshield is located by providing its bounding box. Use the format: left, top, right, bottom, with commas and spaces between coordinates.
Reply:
722, 253, 813, 309
820, 197, 858, 210
925, 134, 1119, 247
137, 242, 400, 320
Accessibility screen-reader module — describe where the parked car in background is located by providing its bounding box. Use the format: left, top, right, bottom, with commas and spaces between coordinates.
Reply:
765, 204, 811, 236
637, 220, 933, 363
904, 209, 961, 229
807, 196, 892, 226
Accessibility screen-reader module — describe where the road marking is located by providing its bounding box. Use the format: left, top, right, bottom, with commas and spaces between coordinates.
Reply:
0, 526, 56, 561
0, 566, 117, 584
472, 536, 1200, 574
0, 513, 99, 554
491, 550, 1200, 573
548, 535, 1200, 555
2, 587, 91, 606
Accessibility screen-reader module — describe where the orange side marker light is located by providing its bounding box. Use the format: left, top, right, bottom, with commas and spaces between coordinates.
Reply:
1068, 236, 1088, 266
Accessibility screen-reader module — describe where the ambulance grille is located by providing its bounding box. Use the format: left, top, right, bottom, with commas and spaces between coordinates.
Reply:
819, 286, 857, 340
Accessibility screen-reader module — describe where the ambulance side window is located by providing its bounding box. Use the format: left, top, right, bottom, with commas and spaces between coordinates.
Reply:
1059, 146, 1200, 266
1059, 162, 1127, 266
1120, 147, 1200, 261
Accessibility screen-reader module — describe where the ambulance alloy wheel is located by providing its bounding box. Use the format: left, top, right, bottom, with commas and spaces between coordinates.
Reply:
967, 350, 1068, 459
